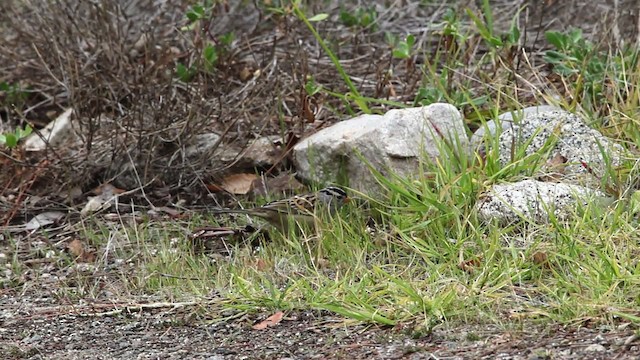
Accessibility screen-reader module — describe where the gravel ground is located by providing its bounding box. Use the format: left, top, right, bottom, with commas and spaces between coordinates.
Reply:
2, 293, 640, 359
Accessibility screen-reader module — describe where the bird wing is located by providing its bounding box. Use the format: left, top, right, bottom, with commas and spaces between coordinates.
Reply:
261, 195, 315, 215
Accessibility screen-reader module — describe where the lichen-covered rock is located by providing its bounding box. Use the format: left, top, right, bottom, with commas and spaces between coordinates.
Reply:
469, 105, 561, 153
496, 110, 625, 183
476, 179, 613, 225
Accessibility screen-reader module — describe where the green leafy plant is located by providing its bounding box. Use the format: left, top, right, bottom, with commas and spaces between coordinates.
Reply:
339, 6, 377, 31
202, 44, 218, 71
413, 71, 488, 108
0, 124, 32, 148
184, 0, 216, 27
202, 32, 234, 73
0, 81, 28, 108
440, 8, 461, 39
292, 2, 371, 114
465, 0, 500, 47
543, 29, 598, 77
175, 63, 197, 82
465, 0, 521, 52
257, 0, 293, 16
413, 4, 520, 115
543, 28, 639, 109
304, 76, 322, 96
429, 8, 468, 77
178, 1, 235, 81
385, 33, 416, 60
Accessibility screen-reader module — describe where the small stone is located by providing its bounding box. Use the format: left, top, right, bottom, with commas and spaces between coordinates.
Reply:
23, 334, 42, 344
584, 343, 606, 352
528, 347, 551, 360
206, 356, 226, 360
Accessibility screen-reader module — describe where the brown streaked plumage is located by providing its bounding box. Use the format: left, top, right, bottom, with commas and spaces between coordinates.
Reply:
211, 187, 349, 231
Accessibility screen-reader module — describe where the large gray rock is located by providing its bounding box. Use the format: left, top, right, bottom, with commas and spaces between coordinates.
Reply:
475, 108, 627, 228
470, 105, 562, 153
476, 179, 612, 225
496, 110, 625, 184
292, 103, 468, 193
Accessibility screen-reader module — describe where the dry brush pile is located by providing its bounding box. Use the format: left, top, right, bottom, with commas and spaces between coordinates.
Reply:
1, 0, 637, 224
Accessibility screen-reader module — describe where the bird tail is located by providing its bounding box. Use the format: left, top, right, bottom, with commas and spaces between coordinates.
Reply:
210, 208, 251, 215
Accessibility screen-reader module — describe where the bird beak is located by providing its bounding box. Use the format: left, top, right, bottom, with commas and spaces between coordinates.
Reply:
343, 196, 351, 204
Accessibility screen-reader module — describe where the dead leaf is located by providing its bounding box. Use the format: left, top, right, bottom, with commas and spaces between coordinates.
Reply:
67, 239, 96, 263
548, 153, 567, 167
458, 258, 482, 273
220, 173, 258, 195
388, 82, 396, 97
315, 257, 330, 269
252, 311, 284, 330
538, 153, 567, 182
23, 108, 74, 152
66, 186, 84, 204
81, 183, 126, 216
238, 67, 253, 81
93, 183, 125, 196
206, 183, 225, 192
67, 239, 84, 257
254, 258, 269, 271
81, 195, 111, 216
23, 211, 66, 230
251, 173, 304, 197
151, 206, 182, 218
300, 94, 317, 123
532, 251, 549, 267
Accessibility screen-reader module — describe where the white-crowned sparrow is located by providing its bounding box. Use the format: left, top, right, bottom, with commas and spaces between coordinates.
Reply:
212, 186, 350, 231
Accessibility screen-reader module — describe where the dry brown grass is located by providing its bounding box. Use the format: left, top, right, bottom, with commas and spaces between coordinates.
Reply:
0, 0, 637, 221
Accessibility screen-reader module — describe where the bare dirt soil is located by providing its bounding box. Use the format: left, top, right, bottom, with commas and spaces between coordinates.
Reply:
2, 297, 639, 359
